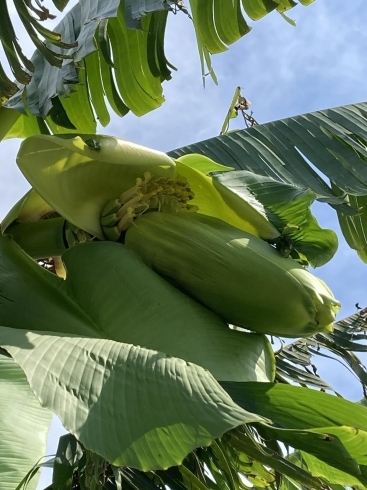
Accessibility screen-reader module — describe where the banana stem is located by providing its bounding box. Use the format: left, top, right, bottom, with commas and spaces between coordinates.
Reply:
5, 217, 67, 259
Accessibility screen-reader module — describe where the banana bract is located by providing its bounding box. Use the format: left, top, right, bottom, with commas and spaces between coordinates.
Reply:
125, 212, 341, 338
16, 134, 176, 239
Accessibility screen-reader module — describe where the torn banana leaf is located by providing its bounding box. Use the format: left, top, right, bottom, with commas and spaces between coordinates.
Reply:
0, 234, 272, 470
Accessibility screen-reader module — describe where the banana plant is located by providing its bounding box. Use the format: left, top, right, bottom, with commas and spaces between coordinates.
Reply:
1, 129, 367, 490
1, 3, 367, 490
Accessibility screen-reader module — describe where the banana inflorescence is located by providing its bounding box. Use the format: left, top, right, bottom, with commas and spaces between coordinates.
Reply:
9, 134, 340, 339
101, 172, 198, 241
125, 212, 340, 338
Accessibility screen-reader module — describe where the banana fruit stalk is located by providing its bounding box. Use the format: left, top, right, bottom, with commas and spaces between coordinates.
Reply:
125, 212, 340, 338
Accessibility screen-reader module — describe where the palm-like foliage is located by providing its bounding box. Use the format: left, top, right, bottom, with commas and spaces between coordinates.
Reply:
0, 0, 72, 104
1, 0, 313, 130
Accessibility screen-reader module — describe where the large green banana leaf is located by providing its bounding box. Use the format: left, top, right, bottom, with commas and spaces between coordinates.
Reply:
282, 451, 366, 490
0, 233, 273, 470
2, 0, 314, 128
0, 328, 263, 471
0, 354, 52, 490
220, 382, 367, 487
169, 101, 367, 262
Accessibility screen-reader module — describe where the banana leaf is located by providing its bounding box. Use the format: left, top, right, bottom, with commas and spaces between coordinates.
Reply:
3, 0, 315, 129
0, 354, 52, 490
0, 233, 273, 470
220, 382, 367, 487
212, 171, 338, 267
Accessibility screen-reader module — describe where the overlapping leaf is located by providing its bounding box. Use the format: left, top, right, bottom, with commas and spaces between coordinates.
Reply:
227, 427, 324, 489
169, 103, 367, 203
4, 0, 172, 128
175, 155, 280, 240
188, 0, 311, 83
3, 0, 315, 131
169, 102, 367, 261
0, 0, 77, 104
0, 328, 264, 471
283, 451, 366, 489
220, 382, 367, 486
0, 234, 275, 383
0, 354, 52, 490
0, 233, 276, 469
300, 451, 367, 488
222, 382, 367, 434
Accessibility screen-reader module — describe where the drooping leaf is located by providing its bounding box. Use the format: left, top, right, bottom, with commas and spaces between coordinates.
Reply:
276, 356, 335, 391
220, 382, 367, 432
262, 424, 365, 482
176, 156, 279, 240
0, 234, 275, 383
3, 0, 315, 127
226, 429, 324, 489
275, 308, 367, 393
335, 191, 367, 264
300, 450, 367, 488
0, 231, 276, 469
221, 382, 367, 485
0, 328, 264, 471
282, 450, 366, 489
0, 354, 52, 490
52, 434, 84, 489
0, 0, 77, 101
4, 0, 171, 125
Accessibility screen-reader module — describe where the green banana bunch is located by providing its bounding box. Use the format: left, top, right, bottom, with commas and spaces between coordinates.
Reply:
125, 212, 340, 338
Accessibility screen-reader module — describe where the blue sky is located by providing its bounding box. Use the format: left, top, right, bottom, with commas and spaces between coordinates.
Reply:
0, 0, 367, 488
